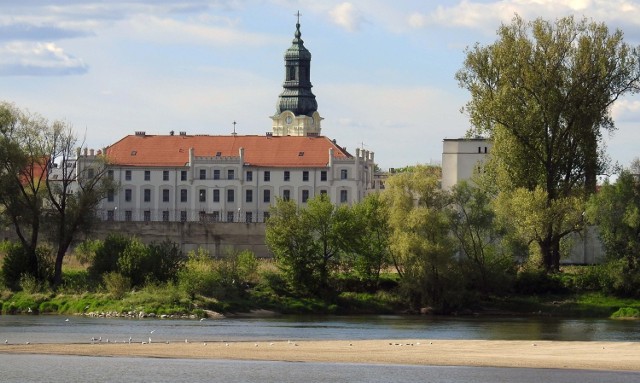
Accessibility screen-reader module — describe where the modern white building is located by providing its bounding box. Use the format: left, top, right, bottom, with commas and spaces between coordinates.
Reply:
86, 19, 375, 223
441, 137, 491, 190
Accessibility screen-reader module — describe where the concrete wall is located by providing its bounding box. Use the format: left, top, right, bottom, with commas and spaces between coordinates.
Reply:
84, 221, 270, 258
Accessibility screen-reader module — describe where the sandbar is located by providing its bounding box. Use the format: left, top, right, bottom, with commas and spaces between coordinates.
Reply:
2, 339, 639, 371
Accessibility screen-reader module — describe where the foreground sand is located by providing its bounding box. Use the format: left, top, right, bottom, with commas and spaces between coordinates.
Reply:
3, 339, 640, 371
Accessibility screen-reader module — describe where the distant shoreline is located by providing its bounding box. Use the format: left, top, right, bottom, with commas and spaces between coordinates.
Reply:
3, 339, 639, 371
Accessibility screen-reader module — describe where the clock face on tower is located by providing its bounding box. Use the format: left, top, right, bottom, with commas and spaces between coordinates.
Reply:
286, 116, 292, 124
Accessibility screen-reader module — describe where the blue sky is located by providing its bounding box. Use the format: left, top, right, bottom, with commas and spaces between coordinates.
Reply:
1, 0, 639, 170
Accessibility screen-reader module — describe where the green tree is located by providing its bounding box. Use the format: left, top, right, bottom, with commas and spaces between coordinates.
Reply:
348, 193, 391, 290
456, 15, 640, 272
265, 195, 355, 297
450, 181, 514, 293
586, 166, 640, 295
383, 165, 459, 311
0, 102, 51, 281
0, 101, 115, 287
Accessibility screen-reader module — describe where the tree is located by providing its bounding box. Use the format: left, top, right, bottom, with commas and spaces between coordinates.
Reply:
348, 193, 391, 290
586, 166, 640, 295
449, 181, 514, 293
265, 195, 355, 297
456, 15, 640, 271
0, 102, 52, 281
383, 165, 459, 311
0, 101, 114, 287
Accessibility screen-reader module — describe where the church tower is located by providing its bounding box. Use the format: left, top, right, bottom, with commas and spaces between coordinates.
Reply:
271, 15, 322, 136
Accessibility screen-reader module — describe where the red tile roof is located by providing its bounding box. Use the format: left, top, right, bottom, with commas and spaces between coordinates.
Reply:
105, 134, 352, 168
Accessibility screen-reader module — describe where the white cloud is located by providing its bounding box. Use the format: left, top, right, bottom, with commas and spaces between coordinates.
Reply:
117, 14, 277, 46
409, 0, 640, 33
0, 41, 88, 76
329, 2, 363, 32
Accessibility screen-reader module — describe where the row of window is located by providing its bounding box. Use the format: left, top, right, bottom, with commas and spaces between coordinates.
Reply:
109, 188, 349, 204
118, 169, 350, 182
106, 209, 269, 223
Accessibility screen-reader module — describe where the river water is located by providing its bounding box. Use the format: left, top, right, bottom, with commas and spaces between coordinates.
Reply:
1, 315, 640, 382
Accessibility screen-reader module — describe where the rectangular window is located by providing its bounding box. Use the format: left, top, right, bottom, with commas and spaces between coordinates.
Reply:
144, 170, 150, 181
107, 189, 114, 202
245, 212, 253, 223
181, 170, 187, 181
340, 169, 348, 180
246, 171, 253, 181
162, 211, 169, 222
87, 168, 95, 179
107, 210, 114, 221
125, 170, 131, 181
162, 189, 169, 202
107, 170, 114, 180
144, 188, 151, 202
320, 189, 328, 196
125, 188, 132, 202
227, 211, 234, 222
321, 171, 327, 181
303, 171, 309, 182
213, 169, 220, 180
263, 189, 270, 203
263, 211, 270, 222
125, 210, 132, 221
302, 189, 309, 203
227, 169, 234, 180
283, 189, 290, 201
340, 190, 348, 203
180, 210, 187, 222
246, 189, 253, 203
163, 170, 169, 181
199, 169, 206, 180
213, 189, 220, 202
212, 211, 220, 222
199, 189, 206, 202
227, 189, 234, 202
143, 210, 151, 222
284, 171, 290, 181
264, 171, 270, 182
180, 189, 188, 203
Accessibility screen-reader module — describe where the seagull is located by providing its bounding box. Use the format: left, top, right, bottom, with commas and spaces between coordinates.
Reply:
65, 318, 69, 322
150, 330, 155, 334
129, 337, 132, 344
199, 318, 205, 322
185, 339, 189, 343
148, 337, 152, 344
4, 339, 8, 344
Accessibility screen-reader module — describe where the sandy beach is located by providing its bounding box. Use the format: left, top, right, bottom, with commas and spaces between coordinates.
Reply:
2, 339, 639, 371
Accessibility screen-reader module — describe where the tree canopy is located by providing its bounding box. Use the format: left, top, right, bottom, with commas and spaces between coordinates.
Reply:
456, 15, 640, 271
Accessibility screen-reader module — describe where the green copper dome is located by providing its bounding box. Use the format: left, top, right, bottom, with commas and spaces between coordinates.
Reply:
276, 21, 317, 117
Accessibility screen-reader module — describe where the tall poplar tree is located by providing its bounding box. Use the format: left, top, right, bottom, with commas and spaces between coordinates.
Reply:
456, 15, 640, 271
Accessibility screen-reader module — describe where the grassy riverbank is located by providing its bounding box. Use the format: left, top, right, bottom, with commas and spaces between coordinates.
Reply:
2, 252, 640, 319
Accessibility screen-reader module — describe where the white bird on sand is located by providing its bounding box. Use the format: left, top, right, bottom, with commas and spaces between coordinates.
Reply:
185, 339, 189, 343
148, 337, 152, 344
4, 339, 8, 344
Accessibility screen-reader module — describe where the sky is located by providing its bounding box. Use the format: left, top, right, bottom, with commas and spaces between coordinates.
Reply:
1, 0, 639, 171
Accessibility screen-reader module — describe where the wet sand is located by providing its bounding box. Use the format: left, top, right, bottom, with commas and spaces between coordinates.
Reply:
2, 339, 640, 371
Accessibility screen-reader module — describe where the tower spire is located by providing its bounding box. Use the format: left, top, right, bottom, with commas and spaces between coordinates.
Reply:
271, 14, 322, 136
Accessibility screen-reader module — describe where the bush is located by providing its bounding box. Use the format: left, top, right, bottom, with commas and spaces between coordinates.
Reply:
88, 234, 131, 282
514, 269, 567, 295
102, 272, 131, 299
611, 307, 640, 319
1, 243, 53, 291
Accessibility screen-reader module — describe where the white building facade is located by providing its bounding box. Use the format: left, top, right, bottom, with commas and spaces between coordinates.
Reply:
441, 138, 492, 190
87, 20, 375, 223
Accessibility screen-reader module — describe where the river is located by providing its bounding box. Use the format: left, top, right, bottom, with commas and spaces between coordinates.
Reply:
1, 315, 639, 382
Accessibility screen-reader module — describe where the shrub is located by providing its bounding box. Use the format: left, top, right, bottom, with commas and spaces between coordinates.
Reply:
88, 234, 131, 282
73, 239, 103, 266
102, 272, 131, 299
1, 243, 54, 291
611, 307, 640, 319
